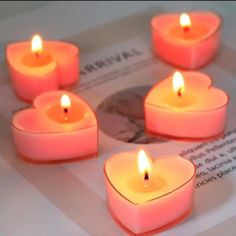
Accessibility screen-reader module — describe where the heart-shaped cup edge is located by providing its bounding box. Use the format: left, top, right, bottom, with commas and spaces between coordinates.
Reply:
151, 11, 222, 45
12, 91, 97, 134
6, 40, 79, 76
145, 72, 229, 112
104, 154, 196, 205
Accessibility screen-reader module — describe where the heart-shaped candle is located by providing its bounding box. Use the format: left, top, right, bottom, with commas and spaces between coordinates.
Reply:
6, 34, 79, 102
151, 11, 221, 69
104, 150, 196, 234
12, 90, 98, 163
144, 71, 229, 139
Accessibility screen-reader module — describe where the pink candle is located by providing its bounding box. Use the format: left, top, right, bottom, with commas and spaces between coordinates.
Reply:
144, 71, 229, 139
6, 34, 79, 102
104, 150, 196, 234
12, 90, 98, 163
151, 11, 221, 69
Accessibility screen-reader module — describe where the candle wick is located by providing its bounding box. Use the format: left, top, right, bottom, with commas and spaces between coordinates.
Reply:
144, 171, 149, 188
63, 108, 69, 121
183, 26, 190, 33
144, 170, 149, 181
177, 89, 182, 98
35, 51, 40, 58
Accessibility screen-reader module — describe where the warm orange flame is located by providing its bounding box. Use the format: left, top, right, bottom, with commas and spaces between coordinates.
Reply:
60, 94, 71, 111
180, 13, 191, 30
172, 71, 185, 97
138, 150, 151, 176
31, 34, 43, 54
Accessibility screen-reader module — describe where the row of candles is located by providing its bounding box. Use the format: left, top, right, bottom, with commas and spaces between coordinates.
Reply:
8, 11, 227, 234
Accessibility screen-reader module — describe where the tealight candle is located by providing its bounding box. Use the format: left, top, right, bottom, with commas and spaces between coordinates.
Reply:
104, 150, 196, 234
144, 71, 229, 139
6, 34, 79, 102
12, 90, 98, 163
151, 11, 221, 69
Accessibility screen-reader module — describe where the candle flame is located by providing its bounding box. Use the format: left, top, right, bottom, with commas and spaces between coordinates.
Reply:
31, 34, 43, 55
138, 150, 151, 178
180, 13, 191, 30
60, 94, 71, 111
172, 71, 185, 97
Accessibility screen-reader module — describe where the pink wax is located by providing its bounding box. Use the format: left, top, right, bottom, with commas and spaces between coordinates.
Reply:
151, 11, 221, 69
6, 36, 79, 102
12, 90, 98, 163
144, 71, 229, 139
104, 151, 196, 235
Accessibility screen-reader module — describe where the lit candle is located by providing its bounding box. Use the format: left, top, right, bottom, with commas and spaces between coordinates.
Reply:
138, 150, 151, 188
61, 94, 71, 121
104, 150, 196, 234
151, 11, 221, 69
6, 34, 79, 102
172, 71, 184, 99
31, 35, 43, 56
180, 13, 191, 33
12, 90, 98, 163
23, 35, 52, 67
144, 71, 229, 139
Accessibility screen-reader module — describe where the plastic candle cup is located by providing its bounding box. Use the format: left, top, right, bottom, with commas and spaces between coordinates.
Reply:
144, 71, 229, 140
151, 11, 221, 69
12, 90, 98, 163
6, 34, 79, 102
104, 150, 196, 235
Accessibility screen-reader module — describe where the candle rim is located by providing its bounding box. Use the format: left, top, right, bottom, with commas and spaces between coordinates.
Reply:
145, 71, 229, 112
12, 90, 98, 134
104, 155, 196, 205
6, 40, 79, 75
12, 109, 97, 134
151, 11, 222, 45
146, 93, 229, 112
